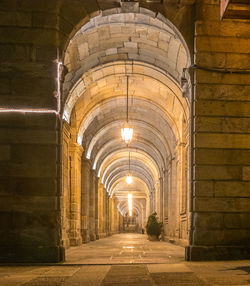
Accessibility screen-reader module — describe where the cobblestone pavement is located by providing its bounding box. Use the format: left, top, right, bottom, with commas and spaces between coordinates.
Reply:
0, 234, 250, 285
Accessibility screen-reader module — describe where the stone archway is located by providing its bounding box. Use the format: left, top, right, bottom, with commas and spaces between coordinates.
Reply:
61, 4, 191, 256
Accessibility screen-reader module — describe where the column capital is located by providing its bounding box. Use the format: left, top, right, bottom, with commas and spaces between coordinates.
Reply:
69, 142, 84, 155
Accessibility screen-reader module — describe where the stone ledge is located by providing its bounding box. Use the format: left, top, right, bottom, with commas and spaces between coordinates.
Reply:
0, 246, 65, 263
185, 245, 250, 261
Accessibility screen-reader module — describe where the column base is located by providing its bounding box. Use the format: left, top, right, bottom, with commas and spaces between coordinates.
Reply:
70, 237, 82, 246
98, 232, 107, 238
89, 233, 96, 241
81, 230, 90, 244
0, 246, 65, 263
186, 245, 250, 261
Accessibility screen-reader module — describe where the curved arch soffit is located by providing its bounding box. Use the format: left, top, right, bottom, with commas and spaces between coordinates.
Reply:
63, 65, 188, 145
88, 120, 171, 165
118, 200, 144, 217
104, 166, 154, 196
76, 96, 180, 149
103, 158, 156, 192
106, 165, 154, 196
99, 148, 160, 183
63, 8, 191, 104
110, 175, 150, 198
93, 136, 166, 174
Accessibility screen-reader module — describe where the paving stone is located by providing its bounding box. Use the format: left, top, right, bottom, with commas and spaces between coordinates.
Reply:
150, 272, 209, 286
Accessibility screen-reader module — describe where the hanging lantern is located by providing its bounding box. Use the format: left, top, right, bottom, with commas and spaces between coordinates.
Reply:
126, 175, 133, 184
121, 125, 133, 144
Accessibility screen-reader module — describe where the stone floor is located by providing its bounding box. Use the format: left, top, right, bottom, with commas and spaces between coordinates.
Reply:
66, 233, 184, 264
0, 234, 250, 285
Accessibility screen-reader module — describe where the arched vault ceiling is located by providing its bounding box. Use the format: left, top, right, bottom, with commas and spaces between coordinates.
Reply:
104, 161, 155, 195
88, 121, 170, 165
63, 11, 189, 91
118, 199, 145, 217
92, 137, 165, 173
63, 62, 189, 139
77, 96, 179, 151
105, 166, 154, 196
99, 149, 159, 182
62, 9, 191, 205
110, 177, 149, 198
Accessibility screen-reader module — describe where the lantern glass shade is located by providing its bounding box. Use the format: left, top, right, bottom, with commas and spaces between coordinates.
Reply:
121, 126, 133, 144
126, 175, 133, 184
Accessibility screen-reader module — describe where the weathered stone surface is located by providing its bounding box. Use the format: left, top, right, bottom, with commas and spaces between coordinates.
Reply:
193, 197, 250, 212
0, 0, 249, 264
194, 181, 214, 197
194, 133, 250, 149
195, 83, 250, 101
194, 149, 250, 165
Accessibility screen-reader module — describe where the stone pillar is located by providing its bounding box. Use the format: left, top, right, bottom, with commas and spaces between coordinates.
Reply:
142, 202, 147, 229
155, 182, 160, 216
98, 182, 104, 237
95, 176, 99, 240
89, 169, 96, 241
150, 191, 154, 213
103, 187, 107, 236
163, 169, 169, 238
159, 177, 164, 221
106, 192, 110, 236
170, 156, 178, 239
68, 143, 83, 246
146, 196, 151, 219
109, 197, 113, 234
81, 157, 90, 243
185, 1, 250, 261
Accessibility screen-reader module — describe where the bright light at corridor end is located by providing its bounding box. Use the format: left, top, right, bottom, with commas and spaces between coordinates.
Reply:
128, 194, 132, 216
126, 175, 133, 184
121, 126, 133, 144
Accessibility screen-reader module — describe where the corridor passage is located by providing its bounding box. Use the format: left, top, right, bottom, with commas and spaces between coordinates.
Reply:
65, 233, 184, 264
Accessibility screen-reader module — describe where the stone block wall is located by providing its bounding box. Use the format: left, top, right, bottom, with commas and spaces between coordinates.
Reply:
186, 0, 250, 260
0, 0, 98, 262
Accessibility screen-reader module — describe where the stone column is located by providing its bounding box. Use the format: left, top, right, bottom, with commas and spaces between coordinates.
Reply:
89, 169, 96, 241
68, 143, 83, 246
95, 176, 99, 240
170, 155, 178, 239
184, 1, 250, 261
142, 202, 147, 229
159, 177, 164, 221
81, 157, 90, 243
155, 182, 160, 216
146, 195, 151, 219
106, 192, 110, 236
98, 182, 104, 237
102, 187, 106, 236
163, 169, 169, 238
109, 197, 113, 234
150, 189, 155, 214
